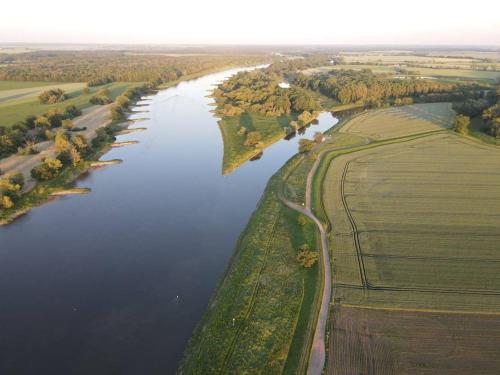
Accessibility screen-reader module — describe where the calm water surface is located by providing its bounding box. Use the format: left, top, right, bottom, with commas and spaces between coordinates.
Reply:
0, 68, 338, 374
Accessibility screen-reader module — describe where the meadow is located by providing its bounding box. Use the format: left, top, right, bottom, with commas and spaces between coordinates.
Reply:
218, 112, 291, 174
178, 156, 321, 374
0, 81, 138, 126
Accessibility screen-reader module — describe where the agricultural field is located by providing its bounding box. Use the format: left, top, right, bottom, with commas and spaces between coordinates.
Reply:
340, 102, 454, 140
327, 305, 500, 375
179, 158, 321, 374
0, 81, 138, 126
218, 112, 291, 174
311, 100, 500, 373
323, 132, 500, 311
327, 63, 500, 81
338, 52, 481, 64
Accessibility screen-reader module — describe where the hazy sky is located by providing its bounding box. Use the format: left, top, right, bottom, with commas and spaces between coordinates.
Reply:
1, 0, 499, 45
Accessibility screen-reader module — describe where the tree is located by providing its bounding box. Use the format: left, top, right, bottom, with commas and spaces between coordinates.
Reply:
244, 131, 262, 146
313, 132, 324, 143
63, 105, 82, 119
62, 119, 74, 130
38, 89, 66, 104
31, 158, 63, 181
297, 250, 318, 268
34, 116, 50, 128
453, 114, 470, 134
298, 139, 314, 153
1, 195, 13, 209
55, 130, 71, 153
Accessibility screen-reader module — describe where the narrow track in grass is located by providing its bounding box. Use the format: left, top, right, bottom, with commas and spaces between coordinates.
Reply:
340, 161, 368, 288
219, 209, 282, 374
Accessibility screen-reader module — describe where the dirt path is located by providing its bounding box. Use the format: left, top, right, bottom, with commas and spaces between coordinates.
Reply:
0, 104, 112, 191
280, 150, 331, 375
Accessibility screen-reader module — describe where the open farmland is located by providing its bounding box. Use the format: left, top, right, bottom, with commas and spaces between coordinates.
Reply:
323, 132, 500, 311
327, 64, 500, 81
340, 102, 454, 140
327, 305, 500, 375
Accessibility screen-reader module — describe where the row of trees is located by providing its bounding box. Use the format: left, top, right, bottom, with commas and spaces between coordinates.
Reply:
0, 51, 268, 83
293, 69, 454, 106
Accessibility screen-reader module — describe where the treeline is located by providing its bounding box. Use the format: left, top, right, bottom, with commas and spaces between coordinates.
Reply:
293, 69, 454, 106
453, 88, 500, 138
0, 51, 268, 83
0, 105, 82, 158
213, 70, 320, 117
266, 55, 331, 75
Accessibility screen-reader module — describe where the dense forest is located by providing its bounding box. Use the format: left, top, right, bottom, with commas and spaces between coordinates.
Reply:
213, 70, 319, 117
0, 51, 269, 83
293, 69, 455, 106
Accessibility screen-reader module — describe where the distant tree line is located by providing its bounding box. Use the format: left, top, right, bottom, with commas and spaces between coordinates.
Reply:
0, 51, 268, 83
293, 69, 455, 107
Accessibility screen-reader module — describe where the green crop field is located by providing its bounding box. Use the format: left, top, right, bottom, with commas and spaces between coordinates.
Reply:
0, 82, 138, 126
309, 102, 500, 373
340, 102, 455, 140
218, 112, 291, 174
323, 133, 500, 311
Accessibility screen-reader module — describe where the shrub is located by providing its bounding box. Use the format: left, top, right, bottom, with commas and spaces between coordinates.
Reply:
38, 89, 66, 104
31, 158, 63, 181
244, 131, 262, 146
298, 139, 314, 153
296, 250, 318, 268
453, 114, 470, 134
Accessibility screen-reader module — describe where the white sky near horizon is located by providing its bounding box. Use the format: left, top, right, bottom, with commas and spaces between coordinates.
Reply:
1, 0, 499, 45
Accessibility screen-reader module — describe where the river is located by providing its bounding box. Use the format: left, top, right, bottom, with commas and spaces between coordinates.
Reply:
0, 67, 338, 374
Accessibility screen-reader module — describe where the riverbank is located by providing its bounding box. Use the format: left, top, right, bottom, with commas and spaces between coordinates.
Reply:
178, 152, 322, 374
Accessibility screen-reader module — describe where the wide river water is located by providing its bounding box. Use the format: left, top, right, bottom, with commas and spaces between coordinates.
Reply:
0, 68, 338, 374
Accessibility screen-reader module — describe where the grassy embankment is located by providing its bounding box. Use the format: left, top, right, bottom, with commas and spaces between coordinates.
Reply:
179, 147, 324, 374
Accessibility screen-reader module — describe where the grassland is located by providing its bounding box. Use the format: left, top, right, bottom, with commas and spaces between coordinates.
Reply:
218, 112, 291, 174
340, 102, 454, 140
178, 155, 321, 374
0, 81, 139, 126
